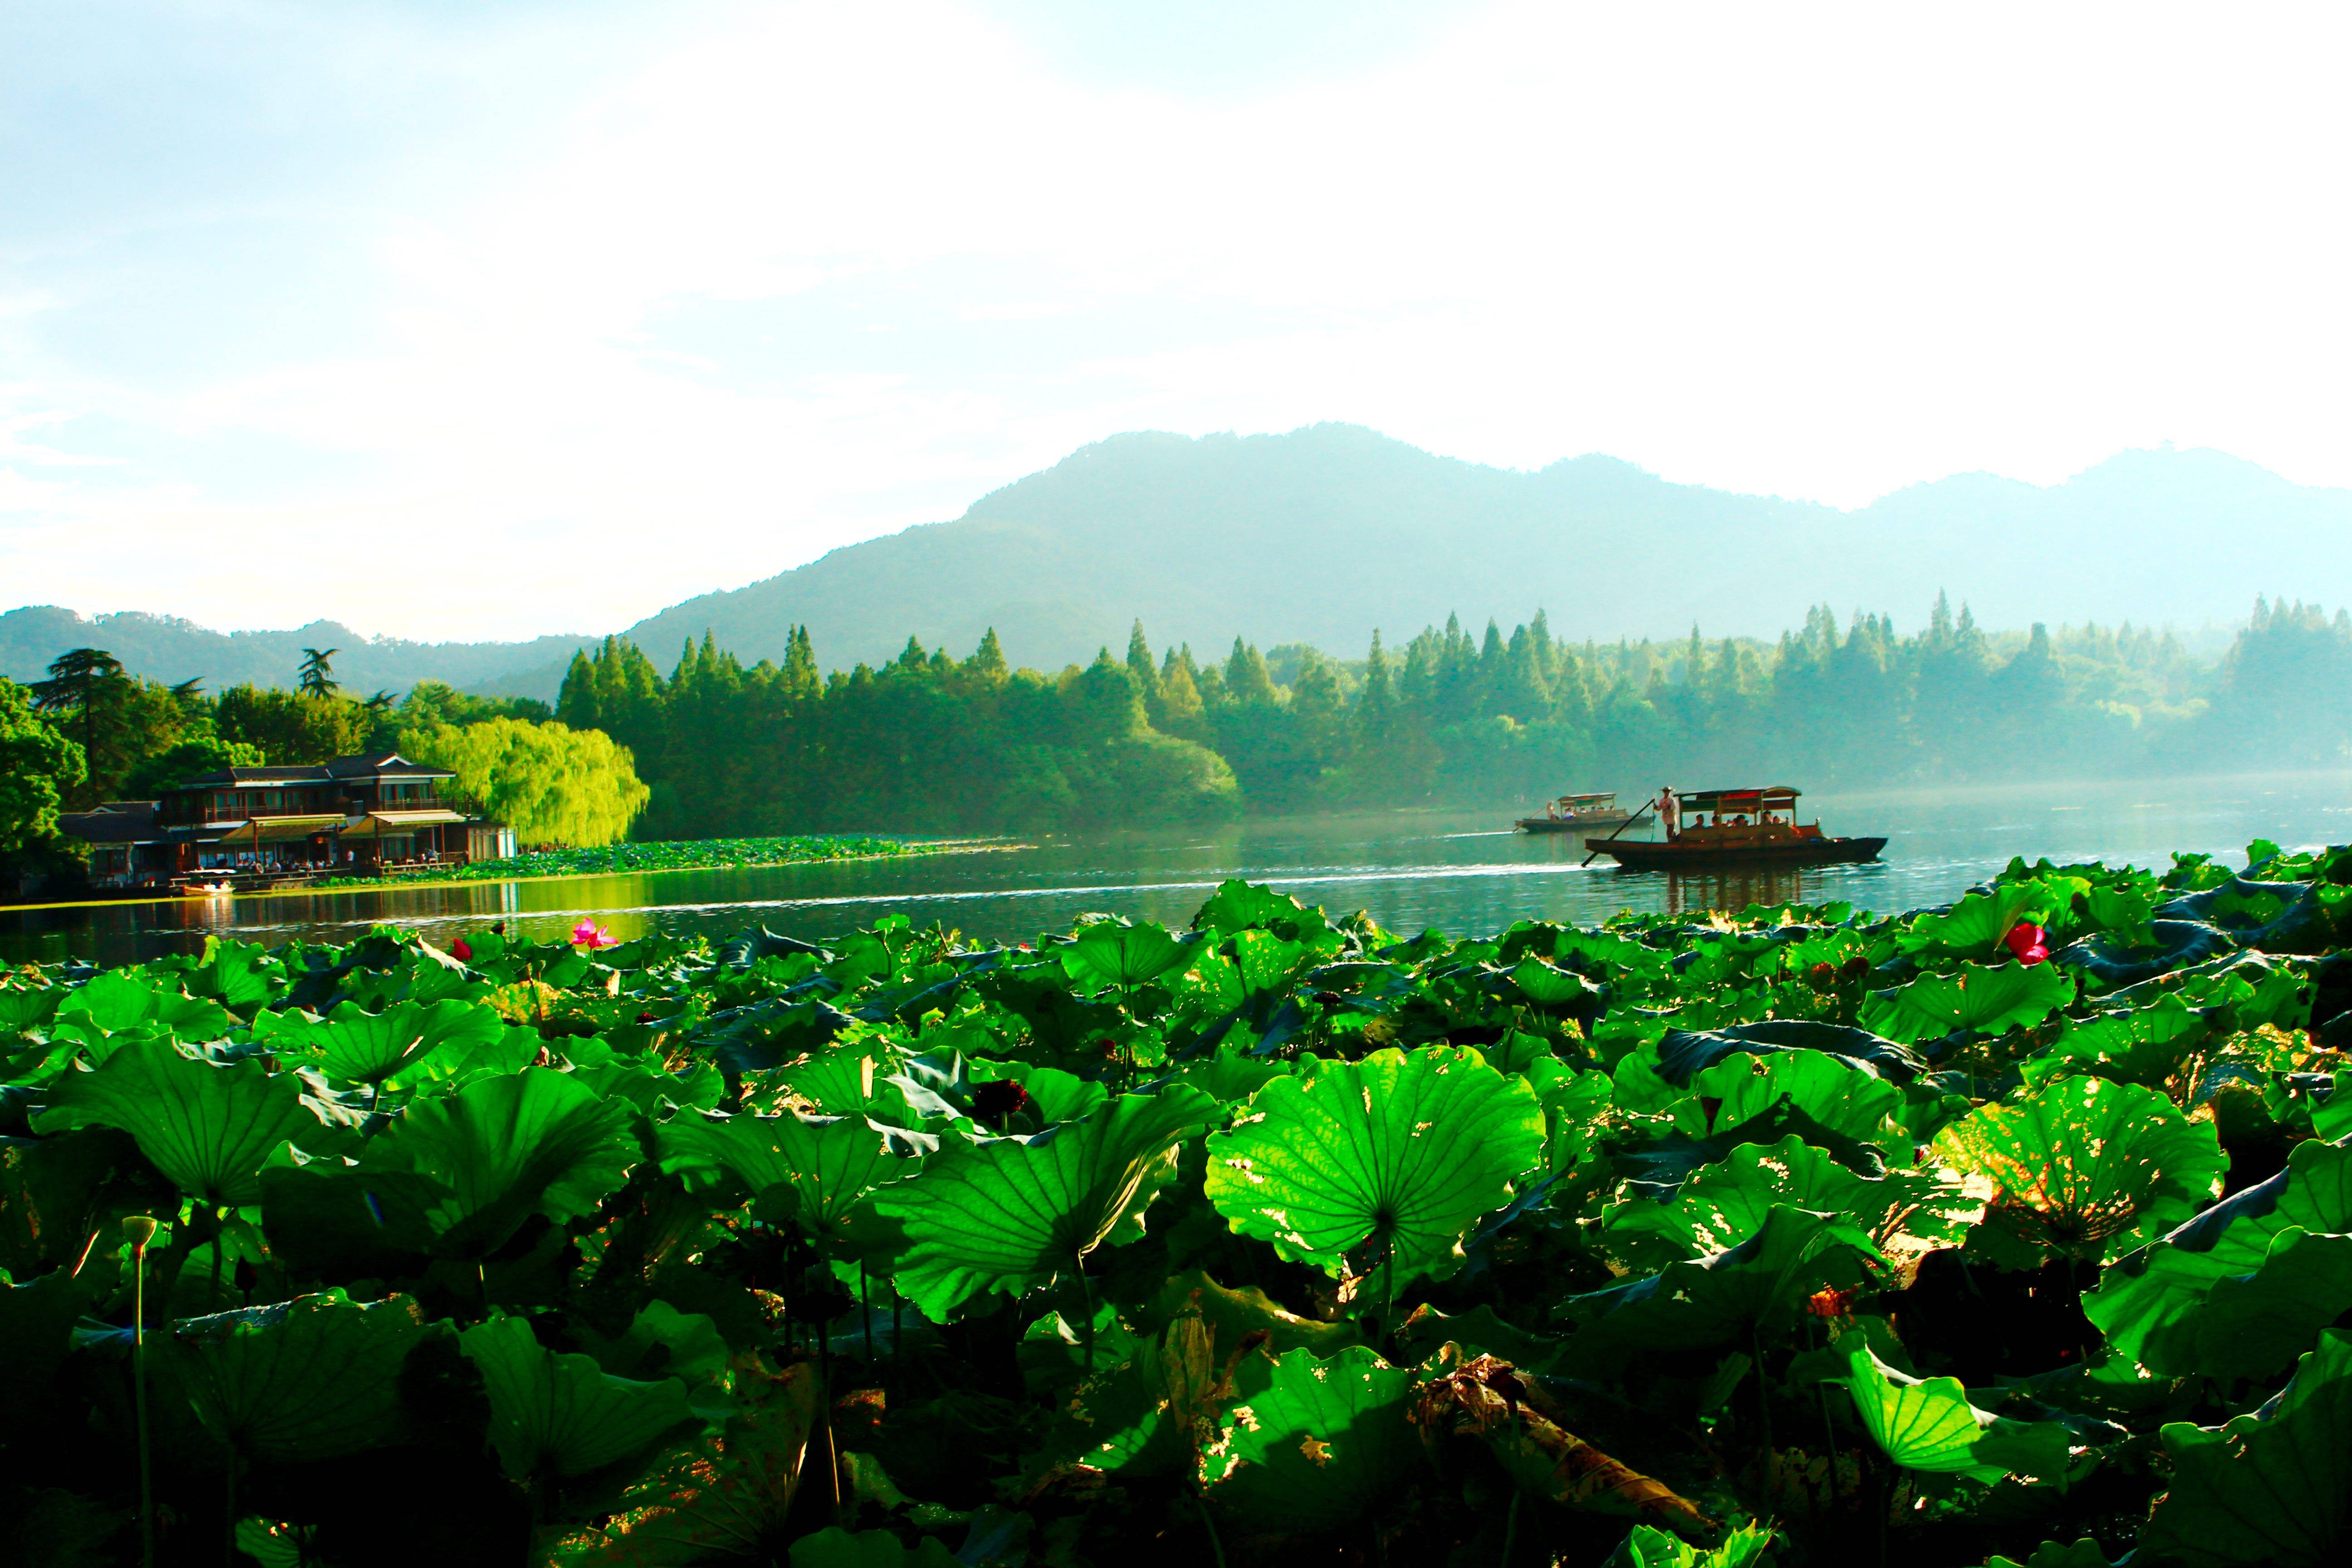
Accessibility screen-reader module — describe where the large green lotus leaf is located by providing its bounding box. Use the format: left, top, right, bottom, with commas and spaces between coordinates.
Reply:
544, 1356, 822, 1566
173, 1291, 437, 1460
1527, 1058, 1612, 1177
1655, 1021, 1926, 1086
1199, 1344, 1421, 1534
1059, 921, 1198, 995
1559, 1206, 1888, 1368
32, 1037, 327, 1205
1898, 882, 2065, 960
1204, 1046, 1545, 1290
1603, 1136, 1969, 1265
656, 1111, 917, 1250
2139, 1328, 2352, 1566
1190, 879, 1342, 953
0, 981, 64, 1035
1602, 1523, 1775, 1568
1838, 1345, 2073, 1486
53, 970, 233, 1040
1931, 1077, 2227, 1269
1511, 957, 1599, 1009
176, 937, 284, 1013
1686, 1049, 1907, 1149
2085, 1136, 2352, 1380
270, 998, 505, 1088
1859, 961, 2077, 1045
863, 1085, 1216, 1320
365, 1065, 639, 1258
460, 1314, 697, 1482
2033, 995, 2210, 1086
968, 1057, 1107, 1125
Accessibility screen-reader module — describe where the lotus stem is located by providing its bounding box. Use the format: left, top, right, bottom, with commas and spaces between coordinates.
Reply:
1074, 1253, 1097, 1374
1499, 1489, 1521, 1566
124, 1215, 157, 1568
860, 1261, 874, 1367
1193, 1489, 1228, 1568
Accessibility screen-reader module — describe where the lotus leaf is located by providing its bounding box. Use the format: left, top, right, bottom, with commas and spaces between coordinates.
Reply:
1059, 920, 1198, 995
339, 1064, 637, 1258
270, 998, 505, 1088
2139, 1328, 2352, 1566
1899, 882, 2063, 960
1932, 1076, 2227, 1269
2085, 1135, 2352, 1379
1655, 1020, 1926, 1085
33, 1037, 326, 1206
1839, 1344, 2073, 1485
52, 970, 234, 1040
1559, 1206, 1888, 1367
1204, 1045, 1544, 1291
1860, 960, 2077, 1044
174, 1290, 436, 1460
1199, 1344, 1420, 1533
657, 1110, 917, 1250
461, 1313, 697, 1481
863, 1085, 1215, 1319
1602, 1524, 1774, 1568
1603, 1135, 1967, 1264
549, 1356, 822, 1565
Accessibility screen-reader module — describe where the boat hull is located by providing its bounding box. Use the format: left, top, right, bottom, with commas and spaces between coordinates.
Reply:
1591, 836, 1887, 870
1515, 813, 1636, 833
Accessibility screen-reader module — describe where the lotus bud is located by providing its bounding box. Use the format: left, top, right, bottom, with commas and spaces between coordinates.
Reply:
122, 1215, 158, 1250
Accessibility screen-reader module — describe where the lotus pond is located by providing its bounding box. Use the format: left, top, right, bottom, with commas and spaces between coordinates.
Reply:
3, 840, 2350, 1568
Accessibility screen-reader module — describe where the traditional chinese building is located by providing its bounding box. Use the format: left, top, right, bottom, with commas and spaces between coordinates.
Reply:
60, 752, 517, 892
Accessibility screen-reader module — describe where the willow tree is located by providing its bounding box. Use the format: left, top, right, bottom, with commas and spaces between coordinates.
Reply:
398, 717, 649, 847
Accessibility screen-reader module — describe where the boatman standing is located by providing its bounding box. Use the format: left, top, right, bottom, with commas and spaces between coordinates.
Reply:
1656, 786, 1680, 840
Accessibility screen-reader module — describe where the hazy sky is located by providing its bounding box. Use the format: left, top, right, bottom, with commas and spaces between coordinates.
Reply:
7, 1, 2350, 641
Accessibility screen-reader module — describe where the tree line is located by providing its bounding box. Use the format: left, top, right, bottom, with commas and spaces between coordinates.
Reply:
555, 593, 2352, 839
5, 593, 2343, 894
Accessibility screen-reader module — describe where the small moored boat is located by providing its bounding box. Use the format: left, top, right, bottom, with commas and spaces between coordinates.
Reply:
1585, 786, 1884, 869
1515, 791, 1637, 834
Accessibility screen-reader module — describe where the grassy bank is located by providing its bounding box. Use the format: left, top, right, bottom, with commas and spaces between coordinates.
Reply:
309, 832, 940, 891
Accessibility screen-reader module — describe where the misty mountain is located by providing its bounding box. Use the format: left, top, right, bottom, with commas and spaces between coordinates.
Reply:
0, 607, 591, 699
581, 426, 2344, 683
10, 426, 2346, 701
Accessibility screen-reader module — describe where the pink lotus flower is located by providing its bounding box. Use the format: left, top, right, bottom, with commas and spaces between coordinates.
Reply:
2004, 922, 2051, 966
572, 919, 617, 950
451, 937, 473, 962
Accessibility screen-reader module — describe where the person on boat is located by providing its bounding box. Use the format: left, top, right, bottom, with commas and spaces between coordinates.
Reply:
1656, 786, 1681, 840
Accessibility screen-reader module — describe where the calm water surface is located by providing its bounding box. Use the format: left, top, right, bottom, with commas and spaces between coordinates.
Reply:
7, 772, 2347, 967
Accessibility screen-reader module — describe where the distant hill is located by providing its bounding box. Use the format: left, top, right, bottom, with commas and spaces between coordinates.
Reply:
594, 427, 2349, 684
10, 427, 2347, 701
0, 608, 592, 699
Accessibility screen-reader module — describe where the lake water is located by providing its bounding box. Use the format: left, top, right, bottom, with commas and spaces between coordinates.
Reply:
6, 772, 2347, 968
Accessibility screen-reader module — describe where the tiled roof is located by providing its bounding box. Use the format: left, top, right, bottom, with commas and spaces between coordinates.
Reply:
58, 801, 162, 843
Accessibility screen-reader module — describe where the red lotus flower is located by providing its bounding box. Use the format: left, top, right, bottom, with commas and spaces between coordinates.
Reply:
2004, 922, 2051, 966
636, 1010, 657, 1025
970, 1078, 1037, 1128
572, 919, 617, 950
451, 936, 473, 962
1806, 960, 1838, 992
1805, 1286, 1860, 1322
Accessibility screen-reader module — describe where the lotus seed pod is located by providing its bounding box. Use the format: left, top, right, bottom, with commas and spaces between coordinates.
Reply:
122, 1215, 158, 1248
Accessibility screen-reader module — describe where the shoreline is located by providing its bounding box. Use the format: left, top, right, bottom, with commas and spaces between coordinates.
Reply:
1, 837, 1024, 915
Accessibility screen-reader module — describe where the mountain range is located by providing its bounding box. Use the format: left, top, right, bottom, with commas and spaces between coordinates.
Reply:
7, 426, 2344, 701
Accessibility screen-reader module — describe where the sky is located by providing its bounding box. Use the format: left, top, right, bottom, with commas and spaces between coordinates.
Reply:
6, 0, 2352, 642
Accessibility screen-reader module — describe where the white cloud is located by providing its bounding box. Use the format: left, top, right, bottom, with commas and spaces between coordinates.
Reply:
5, 0, 2351, 640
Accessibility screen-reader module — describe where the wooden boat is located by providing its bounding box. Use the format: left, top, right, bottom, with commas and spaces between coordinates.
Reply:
1515, 791, 1637, 834
1584, 786, 1885, 869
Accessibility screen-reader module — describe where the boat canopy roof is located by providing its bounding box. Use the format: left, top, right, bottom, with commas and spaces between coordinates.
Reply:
1555, 792, 1616, 806
1677, 786, 1800, 812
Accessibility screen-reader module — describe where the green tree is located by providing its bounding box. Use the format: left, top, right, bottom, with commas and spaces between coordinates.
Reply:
398, 717, 651, 846
0, 679, 87, 856
298, 647, 340, 697
216, 685, 374, 764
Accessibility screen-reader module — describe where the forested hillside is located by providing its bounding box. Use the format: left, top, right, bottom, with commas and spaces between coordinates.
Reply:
559, 594, 2352, 839
10, 431, 2346, 701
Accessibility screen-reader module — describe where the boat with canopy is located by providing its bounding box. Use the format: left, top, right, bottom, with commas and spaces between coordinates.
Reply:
1584, 786, 1885, 869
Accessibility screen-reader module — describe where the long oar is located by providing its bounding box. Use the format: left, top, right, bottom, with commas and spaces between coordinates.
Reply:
1582, 801, 1656, 867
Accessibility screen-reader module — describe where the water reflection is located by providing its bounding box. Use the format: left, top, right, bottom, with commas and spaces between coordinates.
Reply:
5, 770, 2343, 965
